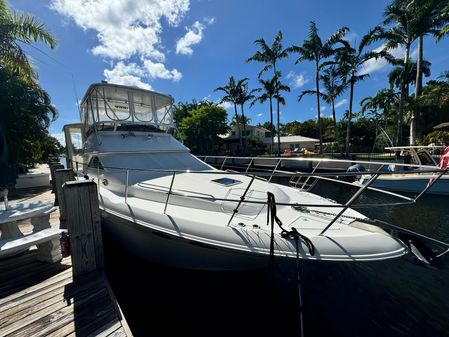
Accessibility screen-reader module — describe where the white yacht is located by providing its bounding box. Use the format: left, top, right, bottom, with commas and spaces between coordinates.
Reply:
63, 83, 444, 270
358, 146, 449, 196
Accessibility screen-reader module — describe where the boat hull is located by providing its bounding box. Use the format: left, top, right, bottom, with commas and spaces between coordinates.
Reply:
369, 175, 449, 196
101, 210, 272, 271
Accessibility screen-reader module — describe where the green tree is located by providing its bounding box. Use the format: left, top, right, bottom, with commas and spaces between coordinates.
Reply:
379, 0, 445, 144
236, 79, 256, 152
0, 0, 56, 83
247, 31, 290, 156
0, 67, 58, 168
251, 74, 278, 154
178, 105, 229, 155
387, 58, 431, 90
172, 100, 214, 126
289, 22, 348, 154
215, 76, 247, 152
335, 27, 387, 155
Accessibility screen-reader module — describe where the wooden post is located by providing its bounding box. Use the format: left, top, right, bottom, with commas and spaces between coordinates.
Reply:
54, 169, 75, 229
49, 164, 64, 205
63, 180, 104, 278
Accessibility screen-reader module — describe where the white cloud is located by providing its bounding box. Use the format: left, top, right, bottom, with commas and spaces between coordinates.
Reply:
204, 17, 215, 25
335, 98, 347, 108
104, 60, 182, 89
360, 44, 404, 75
343, 31, 358, 44
286, 71, 309, 89
257, 113, 263, 117
218, 101, 233, 110
320, 106, 326, 111
104, 62, 152, 90
51, 0, 189, 85
176, 21, 205, 55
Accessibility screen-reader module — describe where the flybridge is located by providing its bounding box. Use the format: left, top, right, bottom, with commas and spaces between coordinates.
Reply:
79, 82, 175, 132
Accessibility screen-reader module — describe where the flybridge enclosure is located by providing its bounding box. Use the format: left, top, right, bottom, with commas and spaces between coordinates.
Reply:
80, 83, 174, 132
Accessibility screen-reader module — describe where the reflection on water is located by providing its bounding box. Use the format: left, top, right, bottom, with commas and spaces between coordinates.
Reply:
104, 178, 449, 337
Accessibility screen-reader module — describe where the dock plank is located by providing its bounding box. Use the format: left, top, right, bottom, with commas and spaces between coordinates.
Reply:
0, 251, 132, 337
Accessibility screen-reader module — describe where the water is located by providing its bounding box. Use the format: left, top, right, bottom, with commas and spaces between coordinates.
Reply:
103, 179, 449, 337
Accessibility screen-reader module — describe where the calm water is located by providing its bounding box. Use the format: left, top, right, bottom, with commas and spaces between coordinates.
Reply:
104, 178, 449, 337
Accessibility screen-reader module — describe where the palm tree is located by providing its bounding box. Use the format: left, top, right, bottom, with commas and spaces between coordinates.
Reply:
289, 22, 348, 154
387, 58, 431, 90
435, 2, 449, 41
246, 31, 290, 156
382, 0, 446, 144
320, 65, 347, 150
0, 0, 56, 83
335, 27, 388, 156
215, 76, 243, 151
236, 79, 256, 153
361, 88, 399, 149
273, 76, 290, 155
251, 75, 277, 154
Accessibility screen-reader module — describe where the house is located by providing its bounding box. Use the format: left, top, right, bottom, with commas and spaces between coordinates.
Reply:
220, 124, 271, 140
264, 135, 319, 152
219, 124, 271, 154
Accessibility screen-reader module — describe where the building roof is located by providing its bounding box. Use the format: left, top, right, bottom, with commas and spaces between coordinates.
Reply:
263, 135, 319, 144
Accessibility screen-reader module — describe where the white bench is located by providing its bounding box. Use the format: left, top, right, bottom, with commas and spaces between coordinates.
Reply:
0, 201, 62, 263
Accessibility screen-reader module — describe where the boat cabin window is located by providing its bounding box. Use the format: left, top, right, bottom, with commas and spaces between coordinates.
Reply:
89, 156, 104, 170
68, 128, 83, 155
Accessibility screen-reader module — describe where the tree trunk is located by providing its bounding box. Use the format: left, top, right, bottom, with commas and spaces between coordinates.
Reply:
411, 36, 423, 145
276, 98, 281, 157
397, 44, 410, 146
315, 64, 323, 154
234, 104, 243, 153
331, 99, 339, 154
269, 97, 274, 155
345, 77, 355, 157
241, 104, 247, 154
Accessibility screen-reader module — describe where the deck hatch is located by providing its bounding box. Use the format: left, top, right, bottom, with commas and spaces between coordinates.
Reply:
211, 177, 242, 187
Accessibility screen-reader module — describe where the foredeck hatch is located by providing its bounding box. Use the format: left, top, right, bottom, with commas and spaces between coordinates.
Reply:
211, 178, 242, 186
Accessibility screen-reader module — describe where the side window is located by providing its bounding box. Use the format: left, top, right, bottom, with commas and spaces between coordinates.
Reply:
90, 156, 104, 169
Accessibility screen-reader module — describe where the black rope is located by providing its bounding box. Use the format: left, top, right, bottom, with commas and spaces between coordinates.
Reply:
266, 192, 308, 337
294, 236, 305, 337
266, 192, 315, 257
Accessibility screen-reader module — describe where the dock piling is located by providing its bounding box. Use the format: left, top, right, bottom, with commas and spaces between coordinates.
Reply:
63, 180, 104, 277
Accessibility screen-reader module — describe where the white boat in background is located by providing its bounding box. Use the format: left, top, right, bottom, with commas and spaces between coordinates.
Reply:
357, 146, 449, 196
62, 83, 448, 270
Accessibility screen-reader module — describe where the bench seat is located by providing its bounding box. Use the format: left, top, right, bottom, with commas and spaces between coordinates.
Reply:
0, 228, 63, 262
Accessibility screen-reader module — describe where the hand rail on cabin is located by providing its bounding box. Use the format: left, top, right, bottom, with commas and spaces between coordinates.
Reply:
71, 158, 446, 217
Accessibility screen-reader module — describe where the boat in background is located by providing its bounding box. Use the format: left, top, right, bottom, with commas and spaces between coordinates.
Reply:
357, 146, 449, 196
62, 83, 448, 270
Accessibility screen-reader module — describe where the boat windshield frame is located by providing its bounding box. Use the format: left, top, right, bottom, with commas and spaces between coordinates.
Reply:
80, 83, 175, 135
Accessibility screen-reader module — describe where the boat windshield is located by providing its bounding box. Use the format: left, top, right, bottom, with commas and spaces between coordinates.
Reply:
80, 84, 174, 132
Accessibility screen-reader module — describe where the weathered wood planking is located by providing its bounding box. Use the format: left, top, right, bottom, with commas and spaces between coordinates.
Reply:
63, 180, 104, 277
54, 169, 75, 230
0, 252, 133, 337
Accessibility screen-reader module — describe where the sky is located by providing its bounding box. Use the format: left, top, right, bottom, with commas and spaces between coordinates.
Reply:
10, 0, 449, 144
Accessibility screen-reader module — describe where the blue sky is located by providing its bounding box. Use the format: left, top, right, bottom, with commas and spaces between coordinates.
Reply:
10, 0, 449, 143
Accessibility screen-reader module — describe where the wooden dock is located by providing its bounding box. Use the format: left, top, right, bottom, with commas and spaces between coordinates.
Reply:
0, 251, 132, 337
0, 168, 133, 337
